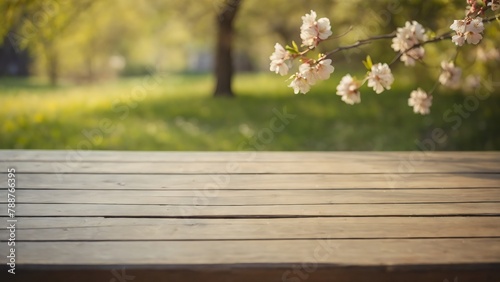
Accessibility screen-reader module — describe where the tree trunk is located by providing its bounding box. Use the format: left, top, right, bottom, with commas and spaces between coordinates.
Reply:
44, 42, 59, 86
213, 0, 242, 97
0, 33, 31, 77
48, 54, 58, 86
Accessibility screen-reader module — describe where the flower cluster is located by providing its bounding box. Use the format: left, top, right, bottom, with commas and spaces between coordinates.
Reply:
272, 10, 396, 97
270, 2, 496, 116
408, 88, 433, 115
300, 10, 332, 48
367, 63, 394, 94
269, 10, 335, 94
450, 17, 484, 46
288, 73, 310, 94
391, 21, 428, 66
334, 60, 394, 104
449, 0, 497, 46
336, 75, 361, 105
289, 59, 335, 94
270, 43, 292, 76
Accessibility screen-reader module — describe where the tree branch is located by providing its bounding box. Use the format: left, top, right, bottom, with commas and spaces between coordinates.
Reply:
319, 14, 499, 63
324, 33, 396, 59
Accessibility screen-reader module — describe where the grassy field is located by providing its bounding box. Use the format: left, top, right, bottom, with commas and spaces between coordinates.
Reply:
1, 73, 499, 151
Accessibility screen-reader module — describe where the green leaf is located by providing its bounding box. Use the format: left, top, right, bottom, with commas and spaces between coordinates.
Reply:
292, 40, 299, 52
285, 45, 299, 54
362, 55, 373, 70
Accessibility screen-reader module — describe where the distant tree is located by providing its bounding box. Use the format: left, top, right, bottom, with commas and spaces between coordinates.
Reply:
213, 0, 242, 97
0, 33, 31, 77
0, 0, 95, 85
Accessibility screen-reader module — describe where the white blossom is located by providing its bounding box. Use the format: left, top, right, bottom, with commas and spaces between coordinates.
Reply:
452, 33, 466, 46
288, 73, 311, 94
301, 10, 316, 28
269, 43, 292, 76
367, 63, 394, 94
299, 63, 318, 85
300, 10, 332, 48
450, 20, 467, 33
300, 11, 318, 47
461, 30, 482, 45
468, 17, 485, 33
270, 60, 291, 76
270, 43, 288, 62
391, 21, 427, 66
317, 18, 332, 40
450, 20, 467, 46
439, 61, 462, 88
336, 74, 361, 105
450, 17, 484, 46
408, 88, 433, 115
465, 17, 484, 44
315, 59, 335, 80
392, 21, 427, 48
298, 59, 335, 86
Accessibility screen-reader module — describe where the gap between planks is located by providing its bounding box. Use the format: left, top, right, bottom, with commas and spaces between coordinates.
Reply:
1, 188, 499, 205
1, 239, 500, 265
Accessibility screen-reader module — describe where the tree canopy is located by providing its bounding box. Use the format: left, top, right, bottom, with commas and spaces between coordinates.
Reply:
0, 0, 497, 89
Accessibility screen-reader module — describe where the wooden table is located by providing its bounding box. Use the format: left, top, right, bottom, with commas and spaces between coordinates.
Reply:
1, 150, 500, 282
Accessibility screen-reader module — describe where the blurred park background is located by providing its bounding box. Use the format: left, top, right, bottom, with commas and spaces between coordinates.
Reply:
1, 0, 499, 151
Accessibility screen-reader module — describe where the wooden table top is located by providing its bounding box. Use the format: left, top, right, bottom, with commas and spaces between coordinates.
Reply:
1, 150, 499, 282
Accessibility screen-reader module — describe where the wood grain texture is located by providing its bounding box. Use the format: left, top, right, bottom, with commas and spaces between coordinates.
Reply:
2, 160, 499, 173
2, 150, 500, 162
2, 202, 500, 217
1, 188, 500, 205
1, 217, 499, 241
1, 173, 499, 189
0, 150, 499, 281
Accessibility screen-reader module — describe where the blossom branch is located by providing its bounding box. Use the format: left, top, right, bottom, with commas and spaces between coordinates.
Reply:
291, 26, 357, 60
322, 33, 396, 60
269, 6, 499, 115
327, 14, 498, 64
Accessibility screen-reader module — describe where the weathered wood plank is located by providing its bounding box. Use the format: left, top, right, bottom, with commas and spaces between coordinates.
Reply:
2, 160, 499, 173
1, 150, 499, 282
2, 188, 499, 205
2, 150, 500, 162
2, 203, 500, 217
2, 217, 499, 241
2, 239, 500, 265
1, 173, 499, 189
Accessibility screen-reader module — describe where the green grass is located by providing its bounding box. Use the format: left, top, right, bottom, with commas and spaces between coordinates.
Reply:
1, 73, 499, 151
